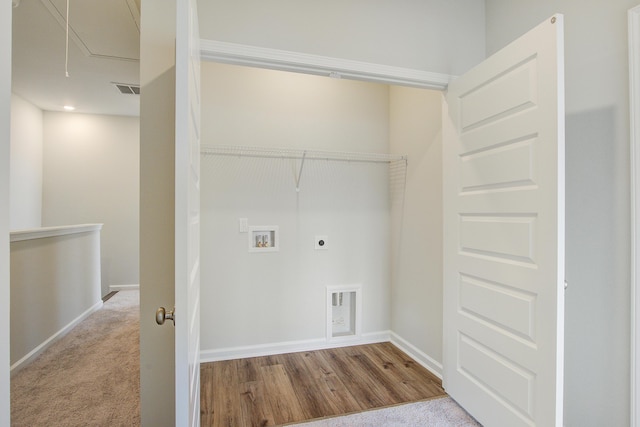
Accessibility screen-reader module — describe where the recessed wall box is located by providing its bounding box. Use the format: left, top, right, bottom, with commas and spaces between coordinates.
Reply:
326, 285, 361, 340
248, 226, 279, 252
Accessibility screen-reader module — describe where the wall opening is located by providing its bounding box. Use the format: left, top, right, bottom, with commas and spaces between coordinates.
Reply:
326, 285, 361, 341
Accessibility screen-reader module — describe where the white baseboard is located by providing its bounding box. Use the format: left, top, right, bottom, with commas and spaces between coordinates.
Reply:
10, 299, 103, 374
109, 284, 139, 292
200, 330, 391, 363
390, 331, 443, 379
199, 330, 443, 382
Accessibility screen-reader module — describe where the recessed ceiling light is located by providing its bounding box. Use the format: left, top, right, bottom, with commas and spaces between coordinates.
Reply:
63, 105, 75, 111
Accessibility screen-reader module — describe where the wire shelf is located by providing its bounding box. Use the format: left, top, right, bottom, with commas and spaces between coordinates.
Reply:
201, 144, 407, 192
201, 145, 407, 164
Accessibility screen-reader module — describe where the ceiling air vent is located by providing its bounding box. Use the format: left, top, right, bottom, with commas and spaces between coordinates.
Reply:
113, 83, 140, 95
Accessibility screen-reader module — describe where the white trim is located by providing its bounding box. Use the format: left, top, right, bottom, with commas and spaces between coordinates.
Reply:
0, 0, 10, 420
109, 284, 140, 292
10, 299, 103, 374
200, 40, 453, 90
10, 223, 103, 242
200, 331, 390, 363
390, 331, 443, 380
630, 5, 640, 427
200, 331, 444, 382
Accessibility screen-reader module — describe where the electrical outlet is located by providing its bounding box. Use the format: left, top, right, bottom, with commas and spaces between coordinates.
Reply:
315, 235, 328, 250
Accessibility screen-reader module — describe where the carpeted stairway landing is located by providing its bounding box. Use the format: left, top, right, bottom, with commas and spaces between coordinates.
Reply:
11, 290, 140, 427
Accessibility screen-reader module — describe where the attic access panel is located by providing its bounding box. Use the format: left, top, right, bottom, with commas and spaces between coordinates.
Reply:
41, 0, 140, 61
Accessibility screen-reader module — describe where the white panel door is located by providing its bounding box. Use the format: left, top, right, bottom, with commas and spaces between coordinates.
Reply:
139, 0, 200, 424
443, 15, 565, 427
175, 0, 201, 425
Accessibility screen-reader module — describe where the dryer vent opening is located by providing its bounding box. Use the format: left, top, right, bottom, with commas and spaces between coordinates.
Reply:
327, 285, 361, 340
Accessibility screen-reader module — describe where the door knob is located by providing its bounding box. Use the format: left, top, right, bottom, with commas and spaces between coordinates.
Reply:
156, 306, 175, 326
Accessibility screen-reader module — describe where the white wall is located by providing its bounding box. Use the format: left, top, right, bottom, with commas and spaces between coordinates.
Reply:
485, 2, 636, 425
200, 62, 392, 354
1, 0, 11, 421
41, 112, 139, 296
10, 226, 102, 369
197, 0, 485, 76
389, 87, 443, 372
10, 94, 42, 230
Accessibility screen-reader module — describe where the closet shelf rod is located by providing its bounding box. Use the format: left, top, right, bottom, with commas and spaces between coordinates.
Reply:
201, 145, 407, 164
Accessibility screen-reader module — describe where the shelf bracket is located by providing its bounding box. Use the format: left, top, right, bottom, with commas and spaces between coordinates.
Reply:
295, 150, 307, 192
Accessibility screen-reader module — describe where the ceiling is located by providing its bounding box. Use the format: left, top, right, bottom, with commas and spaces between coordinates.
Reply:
12, 0, 141, 117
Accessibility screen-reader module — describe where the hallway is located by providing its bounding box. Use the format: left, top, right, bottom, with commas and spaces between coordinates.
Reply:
10, 290, 140, 426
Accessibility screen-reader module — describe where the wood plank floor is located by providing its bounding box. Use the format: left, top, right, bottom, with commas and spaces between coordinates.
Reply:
201, 342, 446, 427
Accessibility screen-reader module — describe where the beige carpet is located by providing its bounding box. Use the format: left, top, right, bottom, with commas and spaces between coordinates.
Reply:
288, 397, 482, 427
11, 290, 140, 427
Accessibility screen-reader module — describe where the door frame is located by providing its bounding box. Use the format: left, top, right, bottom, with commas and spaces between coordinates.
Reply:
199, 41, 453, 90
0, 0, 10, 424
630, 4, 640, 426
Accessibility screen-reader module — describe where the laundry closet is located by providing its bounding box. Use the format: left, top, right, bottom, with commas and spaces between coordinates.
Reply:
199, 61, 444, 372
